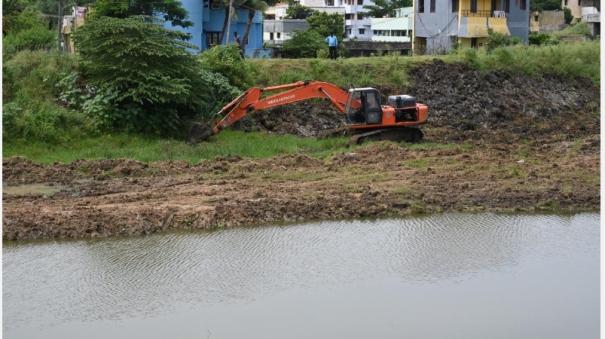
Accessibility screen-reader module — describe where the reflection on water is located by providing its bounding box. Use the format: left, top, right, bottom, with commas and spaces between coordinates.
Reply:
3, 213, 599, 339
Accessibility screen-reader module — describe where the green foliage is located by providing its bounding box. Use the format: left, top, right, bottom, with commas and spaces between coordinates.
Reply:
198, 45, 254, 89
282, 30, 326, 58
455, 40, 599, 83
286, 3, 315, 19
3, 7, 55, 57
306, 11, 344, 40
531, 0, 561, 11
4, 130, 350, 164
563, 7, 573, 24
363, 0, 411, 18
528, 32, 559, 45
3, 51, 97, 143
93, 0, 192, 27
486, 29, 521, 51
552, 21, 592, 38
73, 16, 212, 135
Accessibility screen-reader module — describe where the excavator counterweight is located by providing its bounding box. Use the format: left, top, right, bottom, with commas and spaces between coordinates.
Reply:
187, 80, 428, 144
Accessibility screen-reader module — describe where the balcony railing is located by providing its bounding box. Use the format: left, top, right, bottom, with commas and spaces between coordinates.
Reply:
461, 9, 507, 17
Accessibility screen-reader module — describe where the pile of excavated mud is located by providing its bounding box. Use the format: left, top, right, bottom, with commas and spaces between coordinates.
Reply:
236, 60, 599, 138
233, 100, 345, 136
407, 60, 600, 133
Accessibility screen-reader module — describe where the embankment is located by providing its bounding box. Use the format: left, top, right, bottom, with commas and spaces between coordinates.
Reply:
3, 57, 600, 241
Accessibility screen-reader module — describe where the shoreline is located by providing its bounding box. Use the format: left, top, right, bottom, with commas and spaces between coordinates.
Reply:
3, 128, 599, 241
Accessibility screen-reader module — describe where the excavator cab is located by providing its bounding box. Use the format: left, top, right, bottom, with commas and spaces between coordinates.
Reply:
344, 88, 383, 125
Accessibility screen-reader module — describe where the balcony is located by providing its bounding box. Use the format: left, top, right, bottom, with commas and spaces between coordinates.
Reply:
581, 7, 600, 22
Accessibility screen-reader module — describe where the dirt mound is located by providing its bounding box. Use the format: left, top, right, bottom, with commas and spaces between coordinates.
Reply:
234, 60, 598, 139
407, 60, 600, 133
233, 100, 345, 137
3, 157, 150, 185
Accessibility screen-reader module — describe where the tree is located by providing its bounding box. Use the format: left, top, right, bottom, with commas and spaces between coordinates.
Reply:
286, 3, 315, 19
73, 16, 219, 135
240, 0, 269, 50
306, 11, 344, 39
563, 7, 573, 24
530, 0, 561, 11
93, 0, 192, 28
282, 29, 325, 58
363, 0, 411, 18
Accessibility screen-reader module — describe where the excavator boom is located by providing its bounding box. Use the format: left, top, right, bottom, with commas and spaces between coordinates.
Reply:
187, 80, 428, 144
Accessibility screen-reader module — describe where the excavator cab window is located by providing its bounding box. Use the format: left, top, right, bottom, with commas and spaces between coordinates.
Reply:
345, 88, 382, 124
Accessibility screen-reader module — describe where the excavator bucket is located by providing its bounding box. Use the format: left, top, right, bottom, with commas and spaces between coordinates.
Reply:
187, 122, 214, 144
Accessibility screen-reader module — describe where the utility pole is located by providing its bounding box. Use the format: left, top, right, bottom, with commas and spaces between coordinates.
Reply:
224, 0, 234, 44
57, 0, 63, 51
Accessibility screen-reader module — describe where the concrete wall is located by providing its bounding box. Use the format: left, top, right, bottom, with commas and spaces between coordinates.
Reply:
530, 10, 565, 32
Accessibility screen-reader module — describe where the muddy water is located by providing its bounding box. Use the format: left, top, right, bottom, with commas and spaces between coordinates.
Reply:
3, 213, 599, 339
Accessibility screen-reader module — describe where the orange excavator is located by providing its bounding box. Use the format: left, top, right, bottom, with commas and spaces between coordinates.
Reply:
188, 80, 428, 144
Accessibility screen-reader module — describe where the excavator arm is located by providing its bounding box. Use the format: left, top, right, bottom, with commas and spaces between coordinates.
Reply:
209, 81, 357, 136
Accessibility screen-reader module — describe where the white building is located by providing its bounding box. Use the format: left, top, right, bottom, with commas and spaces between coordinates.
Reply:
370, 7, 413, 42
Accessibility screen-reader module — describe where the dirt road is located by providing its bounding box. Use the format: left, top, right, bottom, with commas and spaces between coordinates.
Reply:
3, 126, 599, 240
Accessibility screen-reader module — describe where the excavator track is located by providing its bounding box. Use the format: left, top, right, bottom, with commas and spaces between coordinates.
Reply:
349, 127, 423, 145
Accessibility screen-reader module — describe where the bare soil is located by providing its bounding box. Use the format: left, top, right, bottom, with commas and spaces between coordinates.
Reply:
3, 62, 600, 240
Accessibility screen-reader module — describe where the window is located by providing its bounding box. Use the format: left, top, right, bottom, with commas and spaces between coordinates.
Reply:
430, 0, 435, 12
345, 13, 353, 19
357, 13, 364, 19
359, 28, 365, 34
206, 31, 221, 46
325, 0, 334, 5
277, 32, 281, 38
269, 32, 274, 40
520, 0, 526, 10
471, 37, 478, 48
534, 14, 538, 21
357, 0, 363, 4
346, 28, 352, 36
470, 0, 477, 12
452, 0, 458, 12
564, 0, 568, 5
418, 0, 424, 12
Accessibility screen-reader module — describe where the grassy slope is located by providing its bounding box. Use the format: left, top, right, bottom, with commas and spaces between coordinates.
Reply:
250, 40, 600, 88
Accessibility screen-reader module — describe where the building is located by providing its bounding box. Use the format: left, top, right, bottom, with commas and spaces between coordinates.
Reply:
61, 6, 89, 53
263, 19, 309, 46
166, 0, 264, 56
370, 7, 414, 42
414, 0, 530, 54
530, 10, 565, 32
580, 0, 600, 36
342, 0, 373, 40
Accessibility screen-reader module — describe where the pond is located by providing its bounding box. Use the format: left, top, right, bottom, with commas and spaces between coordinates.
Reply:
3, 213, 599, 339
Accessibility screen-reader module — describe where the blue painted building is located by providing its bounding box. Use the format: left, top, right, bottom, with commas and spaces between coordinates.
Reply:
165, 0, 264, 56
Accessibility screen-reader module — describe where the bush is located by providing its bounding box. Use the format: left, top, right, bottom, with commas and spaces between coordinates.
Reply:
73, 16, 215, 135
563, 7, 573, 24
486, 30, 521, 51
2, 51, 97, 143
198, 45, 254, 89
3, 7, 55, 57
282, 30, 326, 58
529, 32, 559, 45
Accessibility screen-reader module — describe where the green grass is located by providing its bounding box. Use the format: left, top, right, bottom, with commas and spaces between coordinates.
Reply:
250, 40, 599, 87
3, 130, 349, 164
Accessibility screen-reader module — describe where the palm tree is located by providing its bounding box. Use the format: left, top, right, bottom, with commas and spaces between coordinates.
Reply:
363, 0, 411, 18
240, 0, 269, 50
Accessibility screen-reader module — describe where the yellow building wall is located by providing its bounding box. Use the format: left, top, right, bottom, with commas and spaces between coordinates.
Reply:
459, 0, 492, 13
458, 37, 488, 48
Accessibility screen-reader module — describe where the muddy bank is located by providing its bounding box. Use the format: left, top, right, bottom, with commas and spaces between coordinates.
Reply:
235, 60, 599, 139
3, 129, 599, 240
